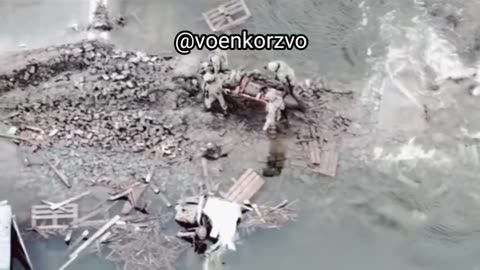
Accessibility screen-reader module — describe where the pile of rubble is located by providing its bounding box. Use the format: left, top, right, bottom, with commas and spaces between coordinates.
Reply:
0, 41, 197, 153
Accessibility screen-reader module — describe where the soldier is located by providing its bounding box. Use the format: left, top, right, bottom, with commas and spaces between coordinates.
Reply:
265, 60, 295, 91
208, 49, 228, 74
202, 71, 228, 115
264, 60, 306, 112
262, 87, 286, 132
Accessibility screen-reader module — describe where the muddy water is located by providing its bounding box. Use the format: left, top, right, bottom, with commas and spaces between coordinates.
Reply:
13, 236, 115, 270
3, 0, 480, 270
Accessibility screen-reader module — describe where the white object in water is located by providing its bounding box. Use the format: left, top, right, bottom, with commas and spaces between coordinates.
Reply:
202, 197, 243, 251
0, 204, 12, 270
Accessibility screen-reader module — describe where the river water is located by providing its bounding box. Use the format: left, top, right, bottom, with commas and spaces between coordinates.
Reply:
3, 0, 480, 270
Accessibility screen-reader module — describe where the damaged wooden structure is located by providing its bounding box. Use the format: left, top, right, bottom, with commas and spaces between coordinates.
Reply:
297, 127, 339, 177
202, 0, 251, 33
224, 72, 303, 111
222, 168, 265, 203
31, 203, 78, 231
1, 202, 34, 270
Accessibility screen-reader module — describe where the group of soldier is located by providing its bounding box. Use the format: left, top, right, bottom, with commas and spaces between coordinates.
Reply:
199, 49, 299, 132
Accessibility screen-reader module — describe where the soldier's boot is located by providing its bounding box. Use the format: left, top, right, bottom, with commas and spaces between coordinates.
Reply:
280, 109, 289, 128
204, 97, 213, 112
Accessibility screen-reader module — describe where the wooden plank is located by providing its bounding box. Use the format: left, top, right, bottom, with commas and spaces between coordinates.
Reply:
224, 169, 256, 199
32, 206, 77, 215
225, 169, 265, 203
42, 156, 71, 188
33, 204, 77, 210
42, 191, 90, 210
313, 132, 339, 177
31, 208, 76, 214
309, 140, 321, 165
69, 215, 121, 259
32, 215, 77, 221
233, 174, 265, 203
225, 169, 255, 195
225, 171, 255, 200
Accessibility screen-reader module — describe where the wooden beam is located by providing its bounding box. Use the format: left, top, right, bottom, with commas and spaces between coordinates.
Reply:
69, 215, 120, 259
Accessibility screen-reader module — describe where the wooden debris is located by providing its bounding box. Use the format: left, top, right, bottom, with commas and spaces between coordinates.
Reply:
70, 201, 117, 227
32, 226, 49, 239
270, 199, 289, 212
24, 126, 44, 133
39, 201, 68, 212
0, 134, 37, 145
252, 204, 266, 223
159, 193, 172, 208
202, 0, 251, 32
109, 182, 141, 200
67, 230, 90, 252
31, 204, 78, 230
297, 127, 339, 177
0, 111, 20, 120
64, 229, 73, 244
121, 184, 148, 215
99, 231, 113, 243
223, 168, 265, 203
241, 200, 298, 231
42, 191, 91, 210
59, 254, 78, 270
144, 164, 155, 183
42, 156, 72, 188
70, 215, 121, 259
313, 130, 339, 177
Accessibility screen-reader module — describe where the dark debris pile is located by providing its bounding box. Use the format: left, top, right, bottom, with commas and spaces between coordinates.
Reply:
0, 41, 198, 153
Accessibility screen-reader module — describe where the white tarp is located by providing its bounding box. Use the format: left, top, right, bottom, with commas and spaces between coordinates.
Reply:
201, 197, 242, 251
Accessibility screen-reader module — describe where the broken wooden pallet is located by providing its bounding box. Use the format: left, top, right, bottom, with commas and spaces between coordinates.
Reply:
297, 127, 339, 177
121, 183, 148, 215
31, 203, 78, 230
202, 0, 251, 32
223, 168, 265, 203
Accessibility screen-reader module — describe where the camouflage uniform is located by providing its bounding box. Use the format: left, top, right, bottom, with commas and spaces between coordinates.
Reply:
208, 49, 228, 74
202, 72, 228, 114
262, 88, 285, 131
